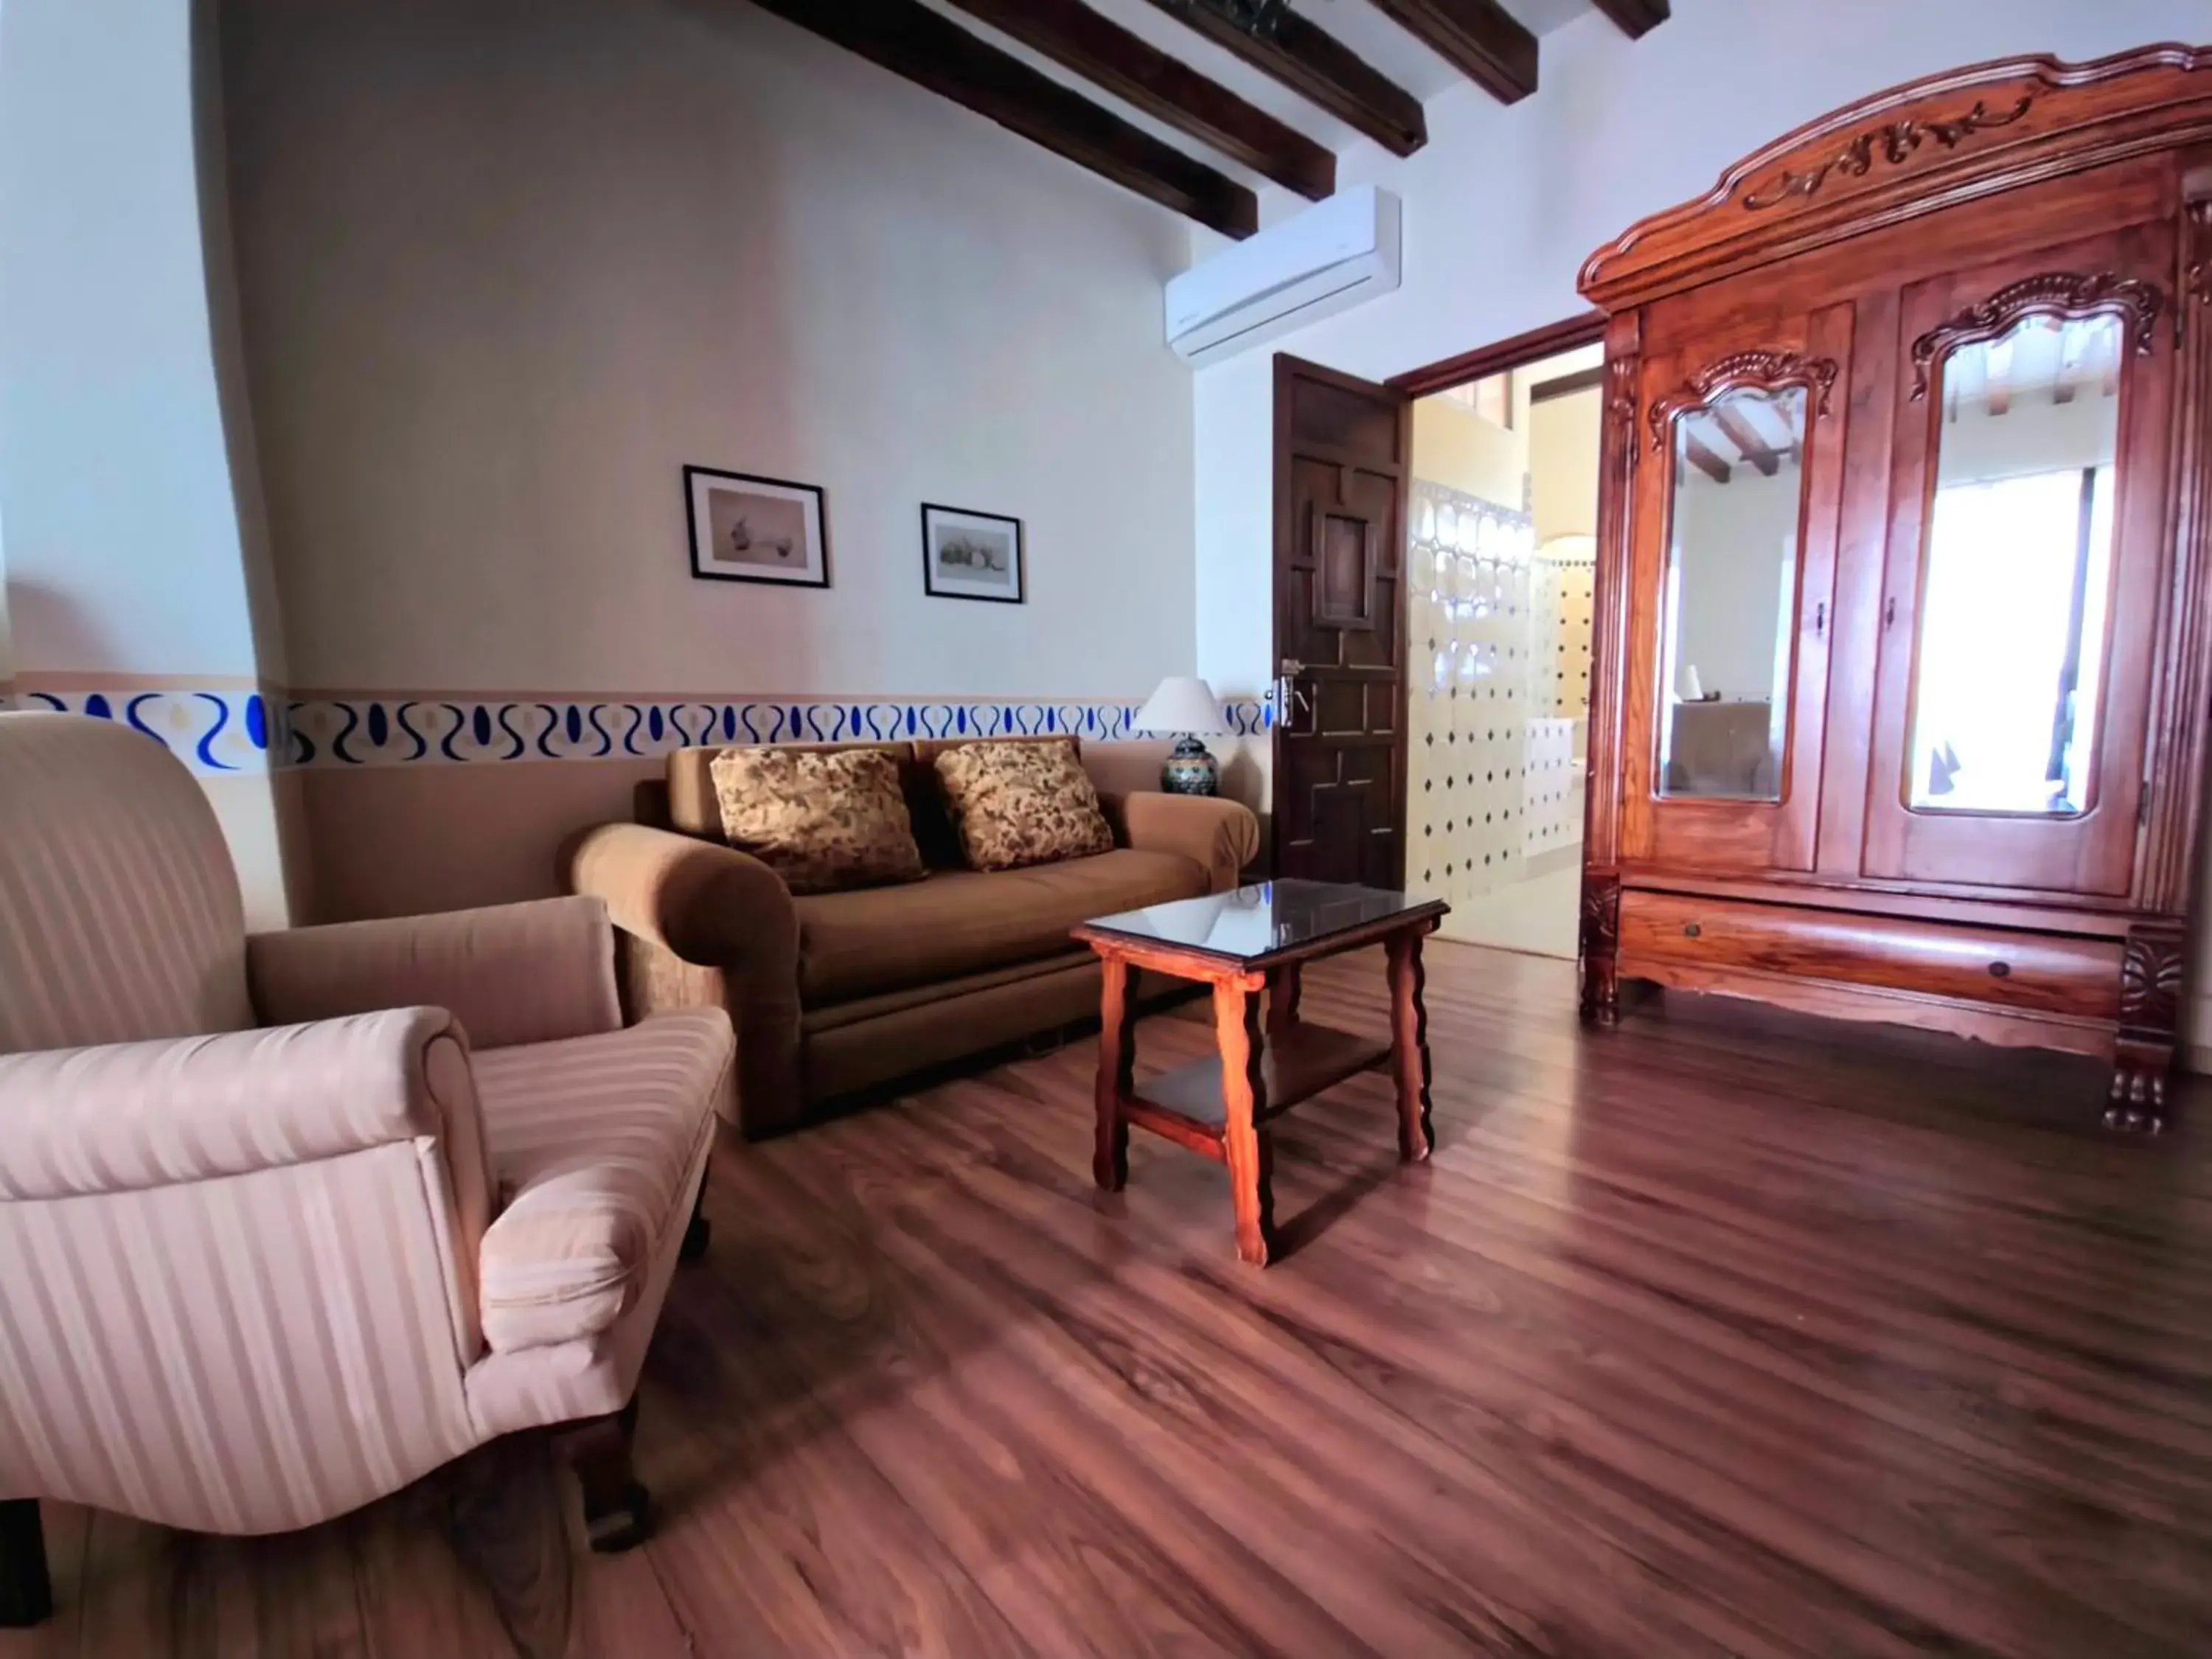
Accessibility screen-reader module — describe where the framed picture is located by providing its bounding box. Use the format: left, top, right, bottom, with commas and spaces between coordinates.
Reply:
921, 503, 1025, 605
685, 465, 829, 588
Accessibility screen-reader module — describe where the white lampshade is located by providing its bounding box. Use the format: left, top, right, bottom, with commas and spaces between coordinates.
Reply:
1133, 675, 1229, 737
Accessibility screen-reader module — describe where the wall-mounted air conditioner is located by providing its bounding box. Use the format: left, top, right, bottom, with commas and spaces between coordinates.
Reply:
1166, 184, 1401, 366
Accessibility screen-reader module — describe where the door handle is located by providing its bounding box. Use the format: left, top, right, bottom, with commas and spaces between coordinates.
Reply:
1273, 659, 1312, 731
1812, 602, 1826, 639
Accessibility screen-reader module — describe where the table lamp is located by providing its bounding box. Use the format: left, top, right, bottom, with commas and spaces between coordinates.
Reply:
1133, 675, 1231, 796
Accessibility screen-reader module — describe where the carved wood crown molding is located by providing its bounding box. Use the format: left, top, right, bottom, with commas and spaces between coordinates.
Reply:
1646, 350, 1838, 455
1741, 95, 2031, 212
1577, 45, 2212, 311
1907, 272, 2165, 401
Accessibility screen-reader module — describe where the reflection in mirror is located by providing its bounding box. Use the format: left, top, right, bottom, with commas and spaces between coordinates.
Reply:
1909, 312, 2121, 815
1655, 385, 1806, 801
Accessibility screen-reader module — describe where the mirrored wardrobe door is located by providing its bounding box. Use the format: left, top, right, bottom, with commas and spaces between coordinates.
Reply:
1864, 224, 2178, 895
1618, 304, 1852, 874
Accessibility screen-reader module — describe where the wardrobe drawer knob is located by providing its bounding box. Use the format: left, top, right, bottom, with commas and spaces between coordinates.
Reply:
1682, 922, 1702, 939
1989, 961, 2011, 978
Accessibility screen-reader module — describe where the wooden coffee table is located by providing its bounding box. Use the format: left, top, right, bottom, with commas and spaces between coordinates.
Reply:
1071, 879, 1449, 1266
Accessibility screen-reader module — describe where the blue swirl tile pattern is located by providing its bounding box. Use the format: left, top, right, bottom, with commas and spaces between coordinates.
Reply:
283, 695, 1272, 768
4, 687, 1268, 771
5, 688, 279, 776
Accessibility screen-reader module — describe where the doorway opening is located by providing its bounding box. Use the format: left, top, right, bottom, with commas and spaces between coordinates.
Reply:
1403, 337, 1604, 959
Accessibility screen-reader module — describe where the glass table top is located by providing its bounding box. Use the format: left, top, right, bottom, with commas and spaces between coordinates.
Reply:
1078, 879, 1444, 966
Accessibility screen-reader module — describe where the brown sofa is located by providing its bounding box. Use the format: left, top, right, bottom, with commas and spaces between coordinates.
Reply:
565, 736, 1259, 1137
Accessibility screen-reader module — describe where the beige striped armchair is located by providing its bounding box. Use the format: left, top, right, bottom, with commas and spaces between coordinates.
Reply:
0, 713, 733, 1655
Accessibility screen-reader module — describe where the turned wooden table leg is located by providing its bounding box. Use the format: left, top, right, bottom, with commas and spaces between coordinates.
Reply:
1267, 961, 1302, 1042
0, 1499, 52, 1628
1214, 978, 1275, 1266
1386, 928, 1434, 1162
1093, 954, 1135, 1192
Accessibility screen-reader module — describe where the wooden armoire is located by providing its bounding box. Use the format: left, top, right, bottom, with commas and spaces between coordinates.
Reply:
1576, 46, 2212, 1130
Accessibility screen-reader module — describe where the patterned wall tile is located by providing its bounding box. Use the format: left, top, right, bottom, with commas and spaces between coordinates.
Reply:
2, 686, 1268, 772
4, 687, 276, 777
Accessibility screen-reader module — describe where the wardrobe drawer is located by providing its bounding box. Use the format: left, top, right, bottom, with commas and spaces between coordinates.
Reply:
1616, 891, 2121, 1019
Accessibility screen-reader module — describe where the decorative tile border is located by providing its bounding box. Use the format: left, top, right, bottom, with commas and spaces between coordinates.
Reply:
3, 685, 1268, 772
286, 696, 1270, 768
2, 687, 278, 776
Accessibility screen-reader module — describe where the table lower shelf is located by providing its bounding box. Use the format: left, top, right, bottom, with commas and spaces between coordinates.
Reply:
1120, 1020, 1391, 1155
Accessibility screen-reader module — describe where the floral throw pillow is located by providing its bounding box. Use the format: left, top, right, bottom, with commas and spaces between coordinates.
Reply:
933, 740, 1115, 872
708, 747, 927, 894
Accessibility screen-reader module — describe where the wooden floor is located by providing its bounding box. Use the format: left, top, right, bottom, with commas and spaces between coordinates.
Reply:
12, 943, 2212, 1658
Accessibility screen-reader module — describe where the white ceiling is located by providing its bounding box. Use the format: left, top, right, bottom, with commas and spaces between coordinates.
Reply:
907, 0, 1600, 199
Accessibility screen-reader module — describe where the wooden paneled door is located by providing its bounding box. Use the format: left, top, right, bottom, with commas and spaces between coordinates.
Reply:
1271, 355, 1412, 888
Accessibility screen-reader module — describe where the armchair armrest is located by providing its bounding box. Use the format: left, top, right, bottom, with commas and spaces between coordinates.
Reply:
248, 897, 620, 1051
1100, 792, 1261, 894
0, 1010, 499, 1531
0, 1007, 490, 1208
563, 822, 802, 1135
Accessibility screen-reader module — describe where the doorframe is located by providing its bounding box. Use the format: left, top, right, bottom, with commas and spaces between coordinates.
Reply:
1265, 311, 1610, 883
1386, 310, 1607, 398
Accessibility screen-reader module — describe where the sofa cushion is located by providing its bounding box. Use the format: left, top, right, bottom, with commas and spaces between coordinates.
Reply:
795, 848, 1207, 1004
667, 740, 911, 839
470, 1008, 731, 1353
708, 745, 926, 894
933, 738, 1114, 872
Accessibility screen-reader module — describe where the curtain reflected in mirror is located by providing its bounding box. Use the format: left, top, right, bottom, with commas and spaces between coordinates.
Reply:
1655, 385, 1806, 801
1908, 312, 2121, 815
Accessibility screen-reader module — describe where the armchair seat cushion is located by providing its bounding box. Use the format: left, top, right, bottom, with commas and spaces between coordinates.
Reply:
470, 1008, 731, 1352
794, 848, 1208, 1005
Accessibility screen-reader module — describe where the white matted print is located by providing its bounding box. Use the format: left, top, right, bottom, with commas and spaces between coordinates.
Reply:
686, 466, 829, 588
921, 503, 1024, 605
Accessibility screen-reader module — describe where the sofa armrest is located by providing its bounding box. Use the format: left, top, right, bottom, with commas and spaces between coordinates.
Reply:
563, 823, 803, 1136
248, 897, 620, 1051
1101, 792, 1260, 894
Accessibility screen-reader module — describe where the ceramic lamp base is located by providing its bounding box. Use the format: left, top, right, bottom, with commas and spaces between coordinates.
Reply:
1161, 736, 1220, 796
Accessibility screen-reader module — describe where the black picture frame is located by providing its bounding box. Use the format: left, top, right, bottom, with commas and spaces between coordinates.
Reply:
920, 502, 1026, 605
684, 465, 830, 588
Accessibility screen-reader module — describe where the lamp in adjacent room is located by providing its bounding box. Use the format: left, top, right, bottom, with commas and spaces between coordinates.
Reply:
1133, 675, 1231, 796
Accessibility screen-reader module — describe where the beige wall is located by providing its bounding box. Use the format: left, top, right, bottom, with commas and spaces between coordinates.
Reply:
303, 740, 1177, 924
215, 0, 1211, 917
1411, 397, 1523, 506
220, 0, 1197, 706
1531, 387, 1601, 544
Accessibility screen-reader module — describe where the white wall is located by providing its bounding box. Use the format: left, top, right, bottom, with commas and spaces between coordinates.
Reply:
1669, 462, 1800, 709
1194, 0, 2212, 763
0, 0, 262, 678
0, 0, 293, 926
221, 0, 1197, 704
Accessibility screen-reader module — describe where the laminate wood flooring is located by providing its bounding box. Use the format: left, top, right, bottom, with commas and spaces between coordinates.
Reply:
10, 944, 2211, 1658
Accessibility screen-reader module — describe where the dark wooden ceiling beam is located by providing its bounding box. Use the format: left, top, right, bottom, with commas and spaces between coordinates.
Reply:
941, 0, 1334, 201
1683, 430, 1731, 485
1364, 0, 1536, 105
1144, 0, 1427, 158
1711, 404, 1780, 476
746, 0, 1258, 237
1587, 0, 1669, 38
